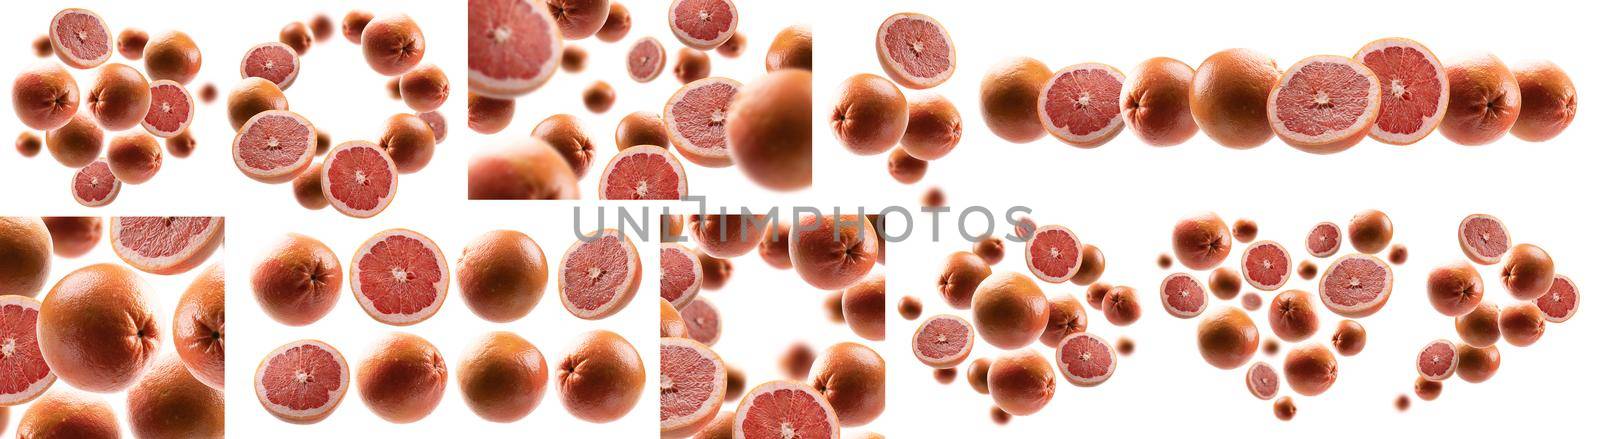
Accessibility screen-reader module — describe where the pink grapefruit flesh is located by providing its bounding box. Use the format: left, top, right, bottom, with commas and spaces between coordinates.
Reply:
660, 243, 703, 309
1245, 361, 1279, 400
911, 314, 974, 368
680, 297, 721, 346
626, 37, 667, 83
1458, 214, 1510, 265
1416, 339, 1457, 381
1267, 55, 1381, 154
667, 0, 739, 51
875, 12, 954, 90
233, 110, 317, 184
734, 381, 840, 439
1306, 222, 1341, 258
1536, 275, 1578, 323
1024, 225, 1083, 284
1355, 38, 1448, 145
1318, 254, 1393, 318
660, 338, 726, 438
1055, 332, 1115, 387
1037, 63, 1126, 147
321, 141, 399, 218
50, 8, 112, 69
351, 229, 449, 326
1159, 272, 1208, 319
598, 145, 688, 200
71, 159, 121, 207
559, 229, 642, 320
141, 80, 194, 138
1242, 240, 1292, 291
468, 0, 563, 98
665, 77, 741, 167
255, 339, 349, 424
109, 216, 224, 275
0, 295, 55, 406
240, 42, 302, 90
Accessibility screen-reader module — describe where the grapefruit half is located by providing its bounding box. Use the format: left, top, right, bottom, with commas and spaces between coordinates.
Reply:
1241, 240, 1292, 291
1354, 38, 1449, 145
1245, 361, 1279, 400
255, 339, 349, 424
1037, 63, 1126, 147
1536, 275, 1578, 323
350, 229, 449, 326
109, 216, 224, 275
660, 337, 727, 438
322, 140, 399, 218
1055, 332, 1116, 387
667, 0, 739, 51
0, 295, 55, 406
733, 380, 840, 439
1457, 214, 1510, 265
141, 80, 194, 138
1305, 221, 1341, 258
468, 0, 563, 98
660, 243, 702, 309
911, 314, 974, 369
598, 145, 688, 200
50, 8, 112, 69
875, 12, 955, 90
1267, 55, 1381, 154
240, 42, 302, 90
1024, 224, 1083, 284
1318, 254, 1393, 318
1416, 339, 1457, 381
233, 110, 317, 184
1159, 272, 1208, 319
626, 37, 667, 83
664, 77, 741, 167
559, 229, 642, 320
680, 297, 721, 346
71, 159, 121, 207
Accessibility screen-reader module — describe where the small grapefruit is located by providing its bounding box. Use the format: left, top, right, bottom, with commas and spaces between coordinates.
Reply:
558, 330, 645, 423
357, 333, 447, 423
233, 110, 316, 183
1305, 221, 1342, 258
1455, 343, 1500, 383
1037, 63, 1125, 147
599, 145, 688, 200
173, 263, 225, 390
831, 73, 908, 156
1499, 303, 1545, 347
1024, 224, 1083, 284
141, 79, 194, 138
322, 140, 400, 217
1267, 55, 1380, 154
733, 381, 840, 439
559, 229, 642, 320
360, 14, 426, 76
1191, 49, 1280, 148
1282, 344, 1337, 396
911, 314, 974, 368
661, 299, 687, 337
86, 63, 152, 131
1426, 261, 1483, 317
1354, 38, 1449, 145
661, 337, 727, 438
1055, 332, 1116, 387
457, 332, 547, 423
1242, 240, 1292, 291
1457, 214, 1510, 265
456, 230, 548, 323
1347, 209, 1393, 254
809, 342, 886, 427
351, 229, 448, 326
667, 0, 739, 51
1416, 339, 1457, 381
680, 297, 721, 346
660, 243, 703, 309
1318, 254, 1393, 318
1536, 275, 1579, 323
1040, 295, 1088, 347
240, 42, 301, 90
1172, 212, 1232, 270
105, 132, 162, 185
1268, 290, 1319, 342
875, 13, 954, 90
1501, 243, 1555, 300
1246, 361, 1279, 400
468, 0, 563, 98
109, 216, 224, 275
50, 8, 112, 69
38, 263, 160, 393
1440, 53, 1520, 146
626, 37, 667, 82
665, 77, 741, 167
0, 295, 54, 406
1159, 272, 1208, 319
71, 159, 121, 207
255, 339, 349, 424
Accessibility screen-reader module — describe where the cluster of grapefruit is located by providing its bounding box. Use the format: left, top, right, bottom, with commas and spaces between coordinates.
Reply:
248, 227, 649, 425
658, 213, 889, 438
1, 216, 224, 437
467, 0, 814, 200
228, 10, 447, 220
11, 8, 206, 208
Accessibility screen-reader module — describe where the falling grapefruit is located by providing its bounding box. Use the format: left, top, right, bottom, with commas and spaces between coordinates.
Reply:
875, 13, 954, 90
626, 37, 667, 82
1416, 339, 1457, 381
141, 80, 193, 138
350, 229, 449, 326
660, 337, 726, 439
1457, 214, 1510, 265
322, 140, 399, 218
598, 145, 687, 200
50, 8, 112, 69
233, 110, 317, 184
733, 380, 840, 439
1267, 55, 1381, 154
667, 0, 739, 51
1245, 361, 1279, 400
255, 339, 349, 424
1024, 224, 1083, 284
0, 295, 54, 406
468, 0, 563, 98
660, 243, 703, 309
1242, 240, 1292, 291
680, 297, 721, 346
665, 77, 741, 167
1537, 275, 1578, 323
1159, 272, 1208, 319
911, 314, 974, 369
71, 159, 121, 207
1318, 254, 1393, 318
559, 229, 642, 320
1305, 221, 1341, 258
109, 216, 223, 275
240, 42, 302, 90
1354, 38, 1449, 145
1055, 332, 1116, 387
1037, 63, 1126, 147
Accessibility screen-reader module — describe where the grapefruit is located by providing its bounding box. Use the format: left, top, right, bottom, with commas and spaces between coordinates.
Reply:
1159, 272, 1208, 319
109, 216, 224, 275
1172, 212, 1232, 270
1241, 240, 1292, 291
727, 69, 811, 191
50, 8, 112, 69
545, 0, 611, 39
987, 349, 1056, 416
667, 0, 739, 51
468, 0, 563, 98
1196, 307, 1259, 370
252, 233, 344, 326
911, 314, 975, 368
680, 297, 721, 346
626, 37, 667, 82
1121, 57, 1199, 146
972, 272, 1049, 350
455, 230, 548, 323
733, 381, 840, 439
661, 299, 687, 337
1282, 344, 1338, 396
660, 337, 726, 438
1268, 290, 1319, 342
105, 132, 162, 185
1354, 38, 1449, 145
39, 216, 101, 259
1536, 275, 1578, 323
875, 13, 954, 90
660, 243, 703, 309
173, 263, 225, 390
233, 110, 317, 183
12, 63, 81, 131
256, 339, 348, 424
559, 229, 642, 320
1416, 339, 1457, 381
360, 14, 426, 76
599, 145, 688, 200
665, 77, 741, 167
690, 214, 764, 258
126, 355, 224, 438
351, 229, 449, 326
557, 330, 645, 423
1191, 48, 1280, 148
1511, 60, 1577, 142
1318, 254, 1393, 318
466, 137, 580, 200
789, 214, 878, 290
841, 274, 887, 341
1037, 63, 1125, 147
240, 42, 301, 90
980, 57, 1051, 143
0, 218, 52, 298
141, 80, 194, 138
1040, 295, 1088, 350
1246, 361, 1279, 400
1426, 261, 1484, 317
831, 73, 908, 156
1440, 53, 1521, 146
86, 63, 152, 131
71, 159, 121, 207
322, 140, 400, 218
1267, 55, 1381, 154
1347, 210, 1393, 255
809, 343, 886, 426
1501, 243, 1555, 300
0, 295, 54, 406
15, 388, 120, 437
1458, 214, 1510, 265
1024, 224, 1083, 284
1305, 221, 1342, 258
1455, 343, 1500, 383
1055, 332, 1116, 387
356, 333, 447, 423
457, 332, 547, 423
37, 264, 160, 393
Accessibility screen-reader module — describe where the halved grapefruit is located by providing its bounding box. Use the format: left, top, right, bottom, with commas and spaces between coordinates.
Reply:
1024, 224, 1083, 284
1267, 55, 1381, 154
1416, 339, 1457, 381
680, 297, 721, 346
598, 145, 687, 200
1305, 221, 1341, 258
660, 243, 703, 309
1457, 214, 1510, 265
1037, 63, 1125, 147
255, 339, 349, 424
667, 0, 739, 51
660, 337, 726, 438
109, 216, 224, 275
1242, 240, 1292, 291
50, 8, 112, 69
911, 314, 974, 368
1354, 38, 1449, 145
141, 80, 194, 138
733, 380, 840, 439
559, 229, 642, 320
626, 37, 667, 83
875, 12, 954, 90
468, 0, 563, 98
1537, 275, 1578, 324
1159, 272, 1208, 319
322, 140, 399, 218
1245, 361, 1279, 400
0, 295, 55, 406
71, 159, 121, 207
350, 229, 449, 326
233, 110, 317, 184
664, 77, 741, 167
1055, 332, 1116, 387
240, 42, 302, 90
1318, 254, 1393, 318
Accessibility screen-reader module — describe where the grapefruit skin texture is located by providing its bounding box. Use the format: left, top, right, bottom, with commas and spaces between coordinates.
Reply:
40, 216, 101, 258
106, 132, 162, 184
615, 111, 668, 151
832, 74, 908, 155
809, 342, 886, 427
38, 263, 161, 393
1267, 290, 1319, 342
143, 31, 202, 85
1455, 343, 1500, 383
690, 215, 764, 258
468, 93, 515, 134
1511, 61, 1577, 142
596, 3, 630, 42
558, 330, 645, 423
987, 349, 1055, 416
1330, 320, 1367, 356
1427, 262, 1484, 317
1121, 57, 1198, 146
901, 94, 962, 160
0, 217, 52, 297
16, 389, 121, 439
533, 114, 596, 178
127, 355, 225, 439
458, 332, 547, 423
765, 25, 812, 72
727, 70, 811, 191
1347, 210, 1393, 254
980, 57, 1051, 143
841, 274, 887, 341
1196, 307, 1259, 370
357, 333, 448, 424
457, 230, 548, 323
789, 214, 879, 290
86, 63, 152, 131
1456, 303, 1502, 348
1440, 53, 1521, 146
379, 113, 437, 174
467, 138, 580, 200
12, 63, 80, 131
252, 233, 343, 326
1500, 243, 1555, 300
971, 272, 1050, 350
1282, 344, 1337, 396
1172, 212, 1233, 270
47, 114, 105, 168
1191, 49, 1279, 149
1499, 303, 1546, 347
361, 14, 426, 76
174, 263, 226, 391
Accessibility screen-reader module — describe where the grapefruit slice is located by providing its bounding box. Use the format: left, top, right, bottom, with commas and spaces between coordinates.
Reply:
1267, 55, 1382, 154
50, 8, 112, 69
664, 77, 741, 167
71, 159, 121, 207
1305, 221, 1341, 258
0, 295, 55, 406
911, 314, 974, 368
1318, 254, 1393, 318
875, 12, 954, 90
667, 0, 739, 51
558, 229, 642, 320
255, 339, 349, 424
141, 80, 194, 138
109, 216, 224, 275
680, 297, 721, 346
322, 140, 399, 218
734, 381, 840, 439
351, 229, 449, 326
233, 110, 317, 184
598, 145, 688, 200
1159, 272, 1208, 319
1537, 275, 1578, 323
1245, 361, 1279, 400
1024, 225, 1083, 284
660, 338, 727, 438
468, 0, 563, 98
240, 42, 302, 90
660, 243, 703, 309
1354, 38, 1449, 145
1458, 214, 1510, 265
1055, 332, 1116, 387
626, 37, 667, 83
1242, 240, 1292, 291
1036, 63, 1126, 147
1416, 339, 1458, 381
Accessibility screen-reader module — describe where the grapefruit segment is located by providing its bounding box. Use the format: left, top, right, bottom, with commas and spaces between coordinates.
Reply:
0, 295, 55, 406
1354, 38, 1449, 145
71, 159, 121, 207
1305, 221, 1341, 258
468, 0, 563, 98
875, 12, 954, 90
1457, 214, 1510, 265
1267, 55, 1382, 154
911, 314, 974, 368
1242, 240, 1292, 291
50, 8, 112, 69
1037, 63, 1126, 147
1536, 275, 1578, 323
733, 380, 840, 439
1055, 332, 1116, 387
626, 37, 667, 83
233, 110, 317, 184
598, 145, 688, 200
559, 229, 642, 320
1159, 272, 1208, 319
141, 80, 194, 138
665, 77, 741, 167
254, 339, 349, 424
667, 0, 739, 51
660, 338, 726, 438
109, 216, 224, 275
1024, 225, 1083, 284
350, 229, 449, 326
1318, 254, 1393, 318
322, 141, 399, 218
240, 42, 302, 90
660, 243, 703, 309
